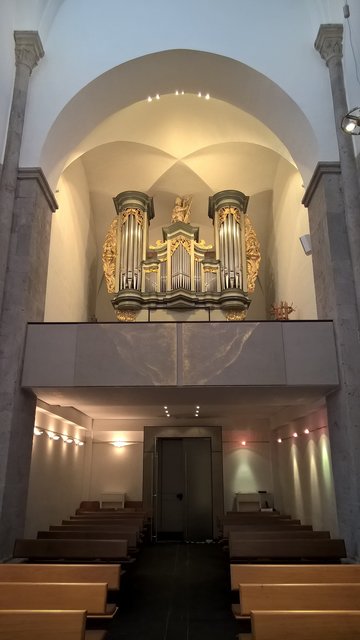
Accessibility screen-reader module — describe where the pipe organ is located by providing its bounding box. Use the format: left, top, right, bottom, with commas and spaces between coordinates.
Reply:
103, 190, 260, 319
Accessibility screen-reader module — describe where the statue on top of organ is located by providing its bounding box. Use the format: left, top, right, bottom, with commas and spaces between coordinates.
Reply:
102, 190, 260, 321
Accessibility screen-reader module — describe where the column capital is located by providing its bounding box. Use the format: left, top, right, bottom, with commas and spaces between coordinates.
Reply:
14, 31, 44, 73
315, 24, 343, 65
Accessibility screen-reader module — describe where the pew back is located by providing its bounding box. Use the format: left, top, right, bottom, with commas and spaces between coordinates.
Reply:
0, 609, 88, 640
230, 538, 346, 562
239, 583, 360, 616
251, 610, 360, 640
0, 563, 121, 589
0, 582, 108, 614
230, 563, 360, 590
13, 538, 128, 561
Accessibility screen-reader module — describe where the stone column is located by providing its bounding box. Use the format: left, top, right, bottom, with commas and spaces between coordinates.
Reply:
0, 169, 56, 559
303, 163, 360, 560
0, 31, 44, 319
315, 24, 360, 320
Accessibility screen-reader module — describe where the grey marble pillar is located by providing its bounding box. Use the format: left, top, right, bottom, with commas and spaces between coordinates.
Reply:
315, 24, 360, 320
0, 31, 44, 319
303, 163, 360, 560
0, 169, 56, 559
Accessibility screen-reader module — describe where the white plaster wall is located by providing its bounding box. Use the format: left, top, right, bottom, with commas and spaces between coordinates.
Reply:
13, 0, 351, 185
272, 407, 338, 536
88, 442, 144, 502
44, 158, 97, 321
268, 159, 317, 319
25, 431, 86, 538
222, 430, 273, 512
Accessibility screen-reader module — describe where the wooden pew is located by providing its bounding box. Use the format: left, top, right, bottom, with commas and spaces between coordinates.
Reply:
0, 582, 117, 618
0, 609, 106, 640
13, 538, 129, 562
229, 538, 346, 562
230, 563, 360, 590
0, 563, 121, 590
229, 530, 330, 541
65, 518, 144, 529
224, 523, 312, 536
236, 583, 360, 617
37, 529, 138, 549
249, 610, 360, 640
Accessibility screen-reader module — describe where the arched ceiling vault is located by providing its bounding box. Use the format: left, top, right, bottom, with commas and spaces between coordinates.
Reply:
40, 51, 317, 189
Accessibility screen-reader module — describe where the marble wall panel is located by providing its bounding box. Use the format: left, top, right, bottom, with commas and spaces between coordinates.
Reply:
180, 322, 286, 386
74, 323, 177, 386
282, 321, 338, 386
22, 324, 77, 387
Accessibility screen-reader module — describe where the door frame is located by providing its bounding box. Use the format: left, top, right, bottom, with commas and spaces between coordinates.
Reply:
143, 426, 224, 540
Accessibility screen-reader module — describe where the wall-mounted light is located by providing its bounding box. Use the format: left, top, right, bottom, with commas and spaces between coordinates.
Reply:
293, 432, 298, 438
304, 428, 310, 434
34, 427, 43, 436
241, 440, 246, 446
277, 438, 282, 443
341, 107, 360, 135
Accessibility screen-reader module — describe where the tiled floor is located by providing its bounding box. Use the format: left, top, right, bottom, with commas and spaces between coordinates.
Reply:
106, 542, 242, 640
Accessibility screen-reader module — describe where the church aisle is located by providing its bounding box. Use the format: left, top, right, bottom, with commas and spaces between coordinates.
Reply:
106, 542, 240, 640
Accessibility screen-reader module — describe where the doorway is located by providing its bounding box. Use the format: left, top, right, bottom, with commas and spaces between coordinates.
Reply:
155, 437, 213, 541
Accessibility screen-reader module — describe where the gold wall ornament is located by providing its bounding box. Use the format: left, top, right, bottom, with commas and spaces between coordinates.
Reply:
120, 207, 144, 227
225, 309, 247, 321
245, 214, 261, 293
203, 266, 218, 273
102, 218, 118, 293
170, 235, 192, 256
217, 206, 242, 228
116, 309, 137, 322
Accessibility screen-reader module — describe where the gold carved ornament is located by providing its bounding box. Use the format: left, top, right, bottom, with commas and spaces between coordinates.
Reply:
149, 239, 167, 250
225, 310, 247, 322
245, 214, 261, 293
170, 235, 192, 256
217, 206, 242, 227
102, 218, 118, 293
120, 208, 144, 228
116, 310, 138, 322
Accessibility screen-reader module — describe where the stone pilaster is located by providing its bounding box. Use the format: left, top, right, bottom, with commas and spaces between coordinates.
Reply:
0, 168, 55, 559
0, 31, 44, 319
315, 25, 360, 321
303, 163, 360, 560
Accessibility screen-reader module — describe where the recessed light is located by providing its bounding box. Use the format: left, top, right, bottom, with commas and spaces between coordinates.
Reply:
205, 93, 210, 100
304, 428, 310, 434
293, 432, 298, 438
277, 438, 282, 443
147, 96, 152, 102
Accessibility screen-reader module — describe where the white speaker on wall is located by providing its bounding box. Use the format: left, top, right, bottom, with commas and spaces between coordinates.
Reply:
299, 234, 312, 256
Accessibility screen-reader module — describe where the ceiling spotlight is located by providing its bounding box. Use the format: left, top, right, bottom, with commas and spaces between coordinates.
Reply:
341, 107, 360, 134
304, 428, 310, 434
198, 92, 202, 97
175, 90, 179, 95
181, 91, 184, 95
196, 406, 200, 409
277, 438, 282, 443
164, 406, 168, 409
147, 96, 152, 102
293, 432, 298, 438
205, 93, 210, 100
155, 94, 160, 100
